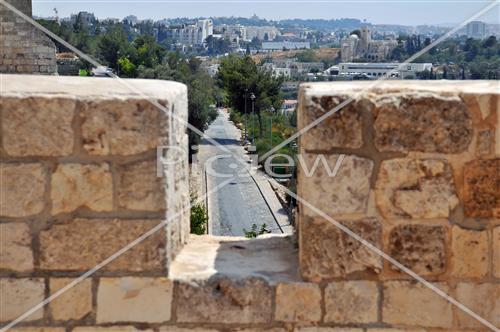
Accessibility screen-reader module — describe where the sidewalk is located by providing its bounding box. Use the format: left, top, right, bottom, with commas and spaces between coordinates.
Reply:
250, 168, 294, 235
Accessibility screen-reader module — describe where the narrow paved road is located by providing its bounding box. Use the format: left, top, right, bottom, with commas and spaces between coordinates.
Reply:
198, 110, 281, 236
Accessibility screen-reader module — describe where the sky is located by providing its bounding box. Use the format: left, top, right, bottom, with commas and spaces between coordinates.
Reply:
32, 0, 500, 26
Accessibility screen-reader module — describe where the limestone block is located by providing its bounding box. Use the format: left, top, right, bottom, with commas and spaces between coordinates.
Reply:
375, 158, 459, 219
382, 281, 452, 328
50, 163, 113, 214
230, 329, 286, 332
1, 97, 74, 156
494, 227, 500, 278
451, 226, 489, 278
455, 282, 500, 329
373, 93, 472, 153
476, 130, 495, 156
388, 224, 447, 276
463, 159, 500, 218
300, 217, 382, 281
175, 277, 273, 324
158, 328, 219, 332
297, 328, 363, 332
49, 278, 92, 321
73, 328, 153, 332
40, 218, 166, 272
324, 281, 378, 324
366, 330, 426, 332
0, 222, 33, 272
81, 99, 167, 156
96, 277, 172, 323
10, 328, 65, 332
275, 283, 321, 322
0, 163, 46, 217
299, 95, 364, 150
299, 154, 373, 217
0, 278, 45, 322
117, 160, 166, 211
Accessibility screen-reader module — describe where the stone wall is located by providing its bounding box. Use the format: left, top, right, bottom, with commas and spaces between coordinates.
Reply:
1, 79, 499, 332
0, 75, 190, 328
297, 81, 499, 330
0, 0, 57, 74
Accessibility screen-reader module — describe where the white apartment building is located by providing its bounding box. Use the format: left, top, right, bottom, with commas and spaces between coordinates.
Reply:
217, 24, 247, 47
169, 19, 213, 46
466, 21, 486, 38
338, 62, 432, 79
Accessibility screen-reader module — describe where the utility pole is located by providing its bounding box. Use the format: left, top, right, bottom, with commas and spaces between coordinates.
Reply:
244, 89, 248, 141
269, 106, 275, 147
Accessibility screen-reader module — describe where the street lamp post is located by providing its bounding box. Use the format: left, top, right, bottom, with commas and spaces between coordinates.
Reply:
269, 106, 275, 147
116, 50, 120, 77
244, 89, 248, 141
250, 93, 256, 143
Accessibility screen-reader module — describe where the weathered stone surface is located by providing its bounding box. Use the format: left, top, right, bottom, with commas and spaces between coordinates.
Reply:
74, 327, 153, 332
169, 235, 300, 283
0, 278, 45, 322
1, 97, 74, 156
10, 328, 65, 332
117, 160, 166, 211
175, 277, 273, 324
324, 281, 378, 323
0, 163, 46, 217
40, 219, 166, 271
463, 159, 500, 218
50, 163, 113, 214
476, 130, 495, 156
297, 328, 363, 332
299, 154, 373, 216
96, 277, 172, 323
375, 158, 459, 219
0, 222, 33, 272
373, 93, 472, 153
49, 278, 92, 321
455, 282, 500, 329
300, 95, 363, 150
300, 218, 382, 281
451, 226, 488, 278
366, 330, 426, 332
158, 328, 218, 332
230, 329, 285, 332
382, 281, 452, 328
275, 283, 321, 322
81, 99, 167, 155
494, 227, 500, 278
388, 224, 447, 276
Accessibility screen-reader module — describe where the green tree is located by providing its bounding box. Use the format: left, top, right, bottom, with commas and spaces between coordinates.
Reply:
217, 55, 283, 137
117, 57, 137, 77
96, 24, 130, 71
296, 49, 317, 62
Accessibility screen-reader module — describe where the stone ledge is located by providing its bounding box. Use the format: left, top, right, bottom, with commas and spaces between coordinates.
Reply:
0, 74, 186, 102
169, 234, 300, 283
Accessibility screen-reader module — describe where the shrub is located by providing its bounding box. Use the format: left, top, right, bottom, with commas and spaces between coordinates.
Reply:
190, 204, 208, 235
